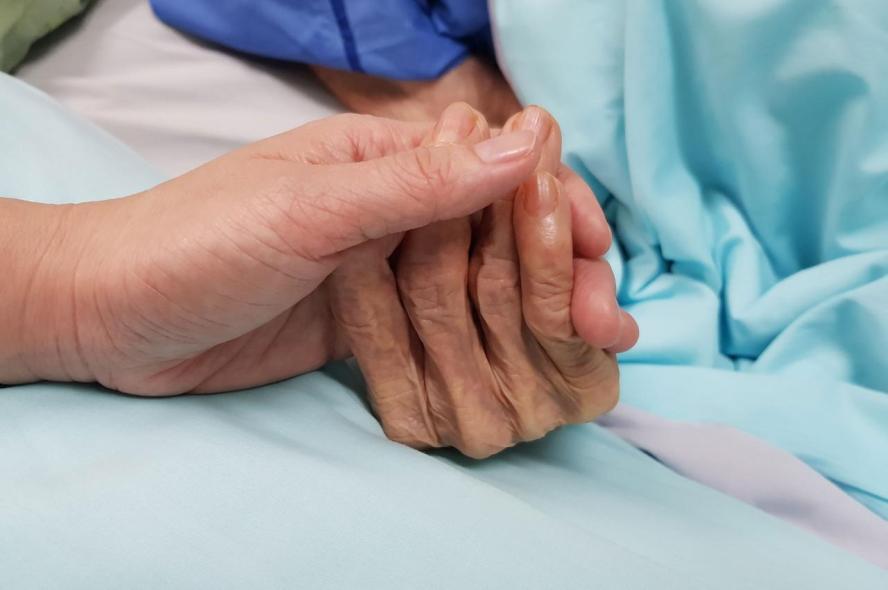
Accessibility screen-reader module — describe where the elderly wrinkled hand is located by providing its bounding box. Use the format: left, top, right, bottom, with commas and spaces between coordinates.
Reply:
331, 104, 637, 458
3, 103, 635, 458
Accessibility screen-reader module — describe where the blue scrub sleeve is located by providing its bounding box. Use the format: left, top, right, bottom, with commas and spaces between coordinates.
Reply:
148, 0, 491, 81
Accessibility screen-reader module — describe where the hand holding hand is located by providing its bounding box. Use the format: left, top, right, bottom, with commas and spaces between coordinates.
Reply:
7, 104, 636, 459
17, 110, 542, 393
331, 104, 637, 457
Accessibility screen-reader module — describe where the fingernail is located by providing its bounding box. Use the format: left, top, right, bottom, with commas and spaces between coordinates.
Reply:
434, 103, 479, 144
523, 172, 559, 216
518, 106, 549, 138
474, 130, 536, 164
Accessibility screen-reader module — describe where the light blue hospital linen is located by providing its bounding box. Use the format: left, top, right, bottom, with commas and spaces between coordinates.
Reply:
492, 0, 888, 518
1, 72, 886, 587
0, 69, 160, 199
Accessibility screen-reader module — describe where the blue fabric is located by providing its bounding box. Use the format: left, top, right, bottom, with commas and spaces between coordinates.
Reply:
148, 0, 491, 80
492, 0, 888, 518
2, 72, 886, 587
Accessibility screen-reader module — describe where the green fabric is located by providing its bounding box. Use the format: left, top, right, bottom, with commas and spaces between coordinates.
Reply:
0, 0, 92, 72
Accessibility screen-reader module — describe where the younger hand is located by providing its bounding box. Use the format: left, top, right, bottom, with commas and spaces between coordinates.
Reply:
29, 111, 543, 393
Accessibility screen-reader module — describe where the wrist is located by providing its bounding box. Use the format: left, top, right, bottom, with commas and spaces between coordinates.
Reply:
0, 198, 98, 384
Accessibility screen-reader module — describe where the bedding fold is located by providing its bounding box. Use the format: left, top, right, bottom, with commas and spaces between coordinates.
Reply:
492, 0, 888, 519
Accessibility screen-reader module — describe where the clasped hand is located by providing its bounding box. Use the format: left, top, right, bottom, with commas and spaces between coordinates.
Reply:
22, 103, 637, 458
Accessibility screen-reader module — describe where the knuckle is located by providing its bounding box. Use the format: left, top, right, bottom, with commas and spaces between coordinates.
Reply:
516, 393, 567, 442
331, 307, 377, 337
396, 259, 465, 320
404, 147, 452, 199
460, 445, 495, 460
397, 275, 457, 315
302, 113, 410, 164
458, 435, 510, 460
374, 394, 439, 449
472, 257, 520, 314
524, 282, 572, 338
528, 270, 572, 306
313, 113, 377, 162
454, 416, 517, 460
382, 151, 443, 226
341, 114, 396, 161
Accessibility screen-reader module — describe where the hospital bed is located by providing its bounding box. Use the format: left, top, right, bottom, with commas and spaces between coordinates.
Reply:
3, 0, 886, 587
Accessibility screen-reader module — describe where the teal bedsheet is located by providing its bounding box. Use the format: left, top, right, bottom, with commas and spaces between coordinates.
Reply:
493, 0, 888, 518
1, 72, 886, 587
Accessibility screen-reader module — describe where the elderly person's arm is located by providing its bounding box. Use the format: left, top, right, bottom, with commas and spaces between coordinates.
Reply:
148, 0, 519, 124
1, 105, 635, 457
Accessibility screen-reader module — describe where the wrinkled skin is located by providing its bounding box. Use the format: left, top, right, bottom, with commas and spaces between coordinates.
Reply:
331, 104, 637, 458
23, 103, 635, 458
312, 54, 637, 455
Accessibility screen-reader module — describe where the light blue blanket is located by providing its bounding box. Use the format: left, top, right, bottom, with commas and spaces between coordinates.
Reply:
1, 73, 886, 587
493, 0, 888, 519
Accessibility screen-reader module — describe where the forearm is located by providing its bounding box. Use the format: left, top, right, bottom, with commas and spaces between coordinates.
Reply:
0, 197, 91, 384
312, 56, 522, 126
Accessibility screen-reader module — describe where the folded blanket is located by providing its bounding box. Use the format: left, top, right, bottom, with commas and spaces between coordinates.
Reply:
0, 0, 92, 71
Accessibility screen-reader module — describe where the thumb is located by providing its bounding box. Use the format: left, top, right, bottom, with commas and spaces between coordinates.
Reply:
305, 129, 541, 256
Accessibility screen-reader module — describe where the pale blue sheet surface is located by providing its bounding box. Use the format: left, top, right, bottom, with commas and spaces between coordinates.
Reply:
1, 72, 886, 587
493, 0, 888, 518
